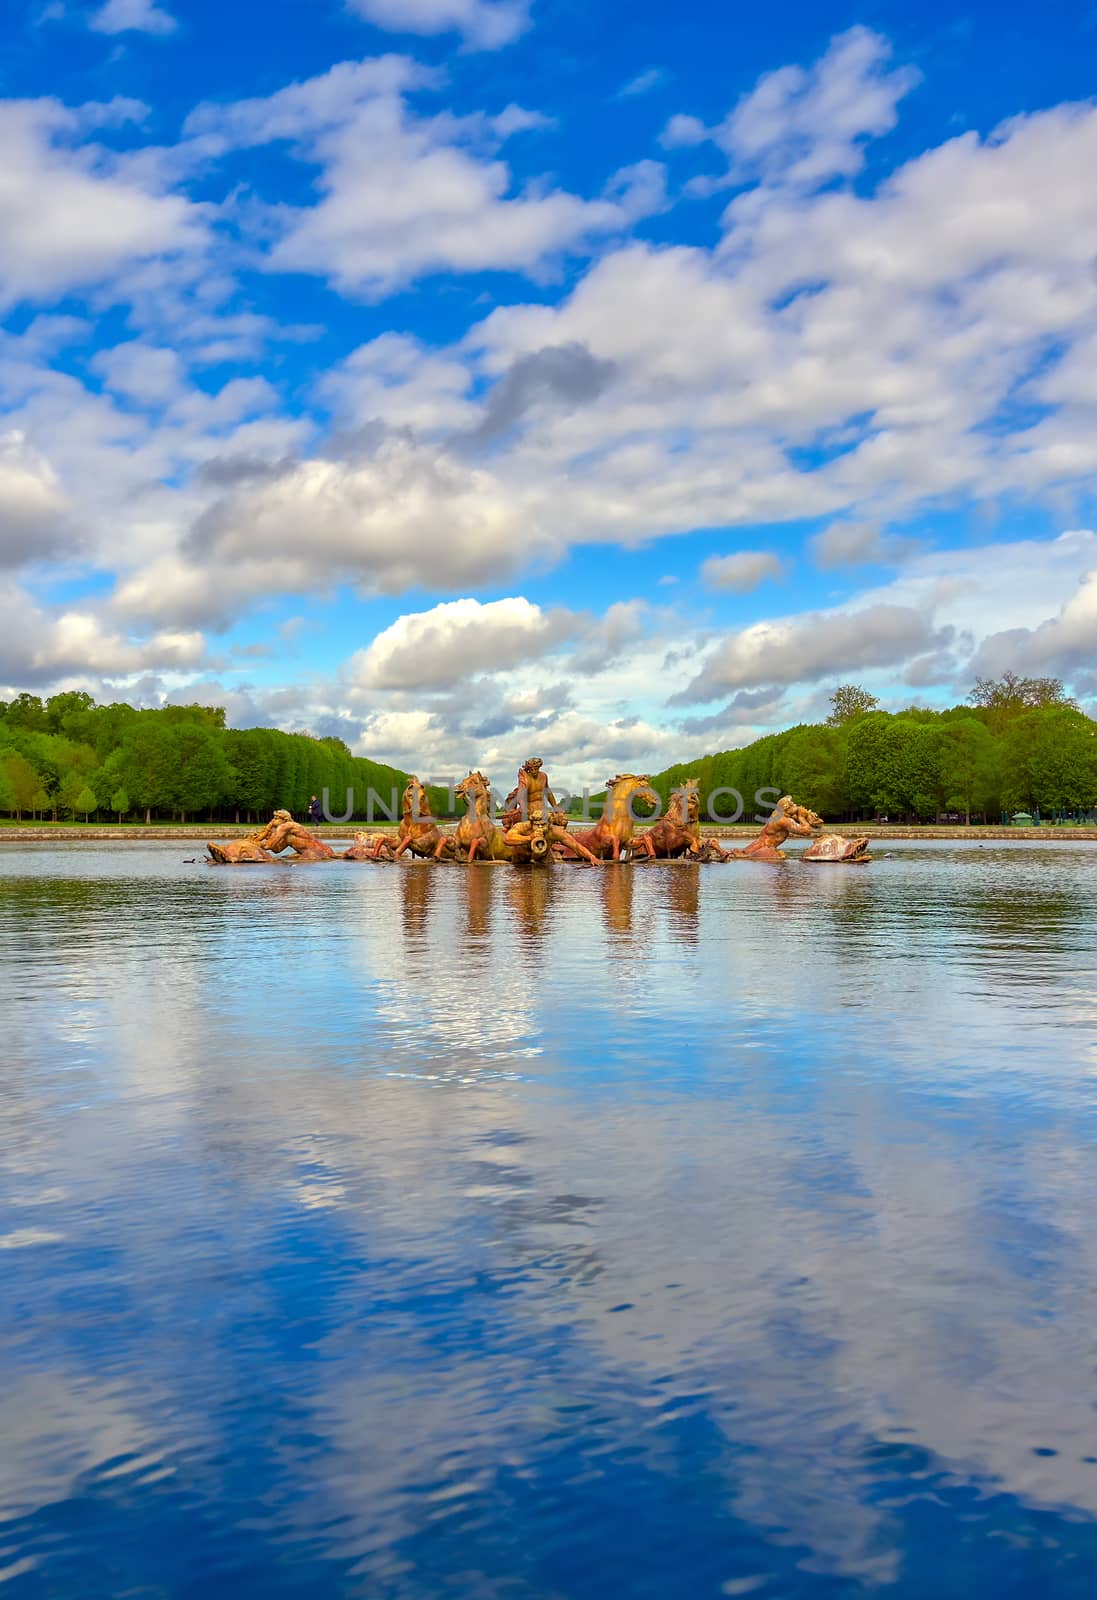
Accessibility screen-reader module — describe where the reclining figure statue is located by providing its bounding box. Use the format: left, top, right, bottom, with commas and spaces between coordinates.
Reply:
723, 795, 871, 863
725, 796, 824, 862
207, 810, 336, 864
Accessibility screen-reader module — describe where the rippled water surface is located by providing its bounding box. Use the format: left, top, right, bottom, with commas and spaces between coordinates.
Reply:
3, 840, 1097, 1597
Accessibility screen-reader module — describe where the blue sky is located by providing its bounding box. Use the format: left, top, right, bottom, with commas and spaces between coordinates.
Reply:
2, 0, 1096, 785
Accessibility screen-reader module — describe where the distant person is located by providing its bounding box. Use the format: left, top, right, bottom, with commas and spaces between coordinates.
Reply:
308, 794, 322, 825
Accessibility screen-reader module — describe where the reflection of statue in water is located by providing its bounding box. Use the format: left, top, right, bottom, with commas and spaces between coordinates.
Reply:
208, 810, 335, 863
601, 862, 634, 937
463, 865, 493, 940
726, 796, 823, 862
507, 865, 554, 940
400, 861, 434, 939
665, 858, 700, 938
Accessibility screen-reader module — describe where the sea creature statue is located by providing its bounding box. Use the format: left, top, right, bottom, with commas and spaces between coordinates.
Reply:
342, 829, 394, 861
802, 833, 873, 864
205, 833, 276, 865
392, 776, 445, 860
725, 795, 824, 862
256, 810, 337, 861
207, 809, 336, 864
630, 778, 729, 861
560, 773, 660, 862
437, 770, 602, 865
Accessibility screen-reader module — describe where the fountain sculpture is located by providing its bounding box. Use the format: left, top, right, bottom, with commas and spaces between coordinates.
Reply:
206, 771, 872, 866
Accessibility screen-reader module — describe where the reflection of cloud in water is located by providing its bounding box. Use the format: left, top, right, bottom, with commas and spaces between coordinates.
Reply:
357, 867, 547, 1070
4, 843, 1097, 1588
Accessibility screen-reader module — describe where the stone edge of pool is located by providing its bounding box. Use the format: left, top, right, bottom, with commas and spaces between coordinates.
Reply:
3, 825, 1097, 843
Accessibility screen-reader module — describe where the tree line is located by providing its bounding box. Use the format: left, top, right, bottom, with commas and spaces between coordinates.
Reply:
649, 676, 1097, 824
3, 674, 1095, 828
0, 692, 419, 824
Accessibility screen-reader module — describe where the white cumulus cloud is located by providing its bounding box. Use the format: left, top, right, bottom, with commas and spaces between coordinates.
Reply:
701, 551, 784, 592
185, 58, 662, 298
0, 99, 203, 307
344, 0, 529, 51
675, 603, 940, 700
89, 0, 178, 34
0, 432, 72, 568
350, 596, 576, 690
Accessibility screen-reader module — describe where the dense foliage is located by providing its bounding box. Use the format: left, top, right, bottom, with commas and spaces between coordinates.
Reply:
4, 677, 1095, 827
650, 680, 1097, 823
0, 692, 418, 824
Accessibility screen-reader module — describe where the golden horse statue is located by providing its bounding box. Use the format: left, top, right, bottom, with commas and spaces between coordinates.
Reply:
631, 778, 729, 861
560, 774, 660, 862
392, 776, 445, 860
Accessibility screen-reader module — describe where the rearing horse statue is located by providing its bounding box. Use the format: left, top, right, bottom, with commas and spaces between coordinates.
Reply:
392, 776, 444, 860
435, 771, 499, 863
561, 774, 660, 862
631, 777, 728, 860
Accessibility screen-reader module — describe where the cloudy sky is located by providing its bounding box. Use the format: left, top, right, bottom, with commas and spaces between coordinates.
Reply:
3, 0, 1097, 787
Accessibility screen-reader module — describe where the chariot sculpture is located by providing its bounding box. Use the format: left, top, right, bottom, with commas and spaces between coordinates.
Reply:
207, 770, 871, 867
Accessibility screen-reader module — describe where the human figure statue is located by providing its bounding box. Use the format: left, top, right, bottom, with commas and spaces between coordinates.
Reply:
207, 808, 335, 863
504, 757, 558, 860
725, 796, 822, 862
504, 757, 556, 826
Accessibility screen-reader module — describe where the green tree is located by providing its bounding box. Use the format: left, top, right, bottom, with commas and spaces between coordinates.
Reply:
827, 684, 880, 725
2, 751, 42, 818
115, 719, 179, 823
111, 786, 130, 822
778, 725, 849, 817
5, 693, 48, 731
897, 722, 949, 819
1021, 710, 1097, 814
845, 713, 905, 816
942, 718, 999, 822
168, 723, 233, 820
45, 690, 96, 738
58, 768, 87, 821
968, 672, 1077, 730
0, 765, 14, 815
75, 784, 98, 822
225, 729, 277, 821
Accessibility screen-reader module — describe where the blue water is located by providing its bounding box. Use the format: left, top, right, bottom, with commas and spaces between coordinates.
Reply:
3, 840, 1097, 1597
